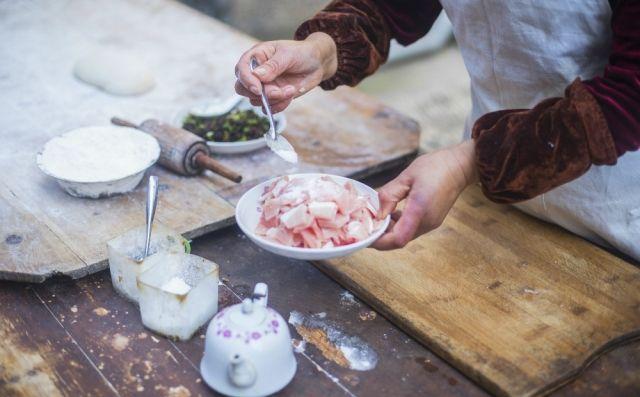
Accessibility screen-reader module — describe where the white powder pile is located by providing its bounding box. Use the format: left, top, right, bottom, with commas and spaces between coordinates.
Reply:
161, 276, 191, 295
339, 291, 358, 306
288, 310, 305, 326
38, 126, 160, 183
293, 339, 307, 353
266, 134, 298, 163
272, 146, 298, 163
288, 310, 378, 371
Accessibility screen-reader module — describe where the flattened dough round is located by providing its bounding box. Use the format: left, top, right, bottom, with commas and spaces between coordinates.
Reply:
74, 49, 155, 96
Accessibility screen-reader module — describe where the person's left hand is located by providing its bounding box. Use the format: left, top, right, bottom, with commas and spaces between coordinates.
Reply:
372, 140, 478, 250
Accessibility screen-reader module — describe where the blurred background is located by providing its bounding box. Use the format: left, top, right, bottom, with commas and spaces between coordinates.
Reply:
180, 0, 471, 152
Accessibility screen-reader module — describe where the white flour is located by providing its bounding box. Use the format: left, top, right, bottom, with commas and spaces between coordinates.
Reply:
272, 147, 298, 163
339, 291, 358, 306
293, 339, 307, 353
161, 276, 191, 295
37, 126, 160, 183
266, 134, 298, 163
288, 310, 378, 371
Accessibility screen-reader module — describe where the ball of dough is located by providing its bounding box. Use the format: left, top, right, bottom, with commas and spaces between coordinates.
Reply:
73, 49, 155, 96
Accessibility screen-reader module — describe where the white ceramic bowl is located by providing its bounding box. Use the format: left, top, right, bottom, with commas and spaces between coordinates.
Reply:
235, 174, 390, 261
173, 97, 286, 155
36, 126, 160, 198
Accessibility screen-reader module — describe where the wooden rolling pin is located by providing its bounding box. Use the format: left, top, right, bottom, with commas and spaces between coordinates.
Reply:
111, 117, 242, 183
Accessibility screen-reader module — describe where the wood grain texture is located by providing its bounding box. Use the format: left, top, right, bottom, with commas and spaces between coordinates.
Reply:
0, 0, 418, 282
1, 223, 639, 397
191, 224, 489, 397
0, 284, 116, 397
0, 183, 84, 282
0, 224, 488, 397
317, 186, 640, 397
0, 159, 235, 281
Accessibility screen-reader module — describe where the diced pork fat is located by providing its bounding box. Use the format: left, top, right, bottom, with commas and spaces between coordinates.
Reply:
256, 176, 384, 248
346, 220, 369, 242
308, 201, 338, 219
280, 205, 312, 229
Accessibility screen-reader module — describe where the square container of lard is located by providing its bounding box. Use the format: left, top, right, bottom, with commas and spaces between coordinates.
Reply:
107, 222, 188, 302
137, 253, 219, 341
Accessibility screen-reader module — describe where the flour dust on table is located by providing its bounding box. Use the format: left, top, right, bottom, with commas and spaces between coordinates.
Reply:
288, 310, 378, 371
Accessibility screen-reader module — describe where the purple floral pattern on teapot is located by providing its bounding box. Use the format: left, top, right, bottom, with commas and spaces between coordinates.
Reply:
213, 307, 282, 344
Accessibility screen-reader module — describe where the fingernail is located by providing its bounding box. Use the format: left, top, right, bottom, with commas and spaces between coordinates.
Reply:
268, 88, 282, 97
254, 67, 266, 76
283, 85, 295, 96
250, 85, 260, 95
298, 86, 306, 94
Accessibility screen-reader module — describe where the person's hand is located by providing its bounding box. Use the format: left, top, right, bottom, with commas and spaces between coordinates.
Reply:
234, 32, 337, 113
372, 140, 478, 250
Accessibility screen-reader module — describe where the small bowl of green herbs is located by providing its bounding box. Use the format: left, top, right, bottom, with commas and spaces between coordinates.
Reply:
174, 97, 286, 154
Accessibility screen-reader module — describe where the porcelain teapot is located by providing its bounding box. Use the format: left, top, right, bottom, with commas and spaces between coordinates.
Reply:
200, 283, 297, 397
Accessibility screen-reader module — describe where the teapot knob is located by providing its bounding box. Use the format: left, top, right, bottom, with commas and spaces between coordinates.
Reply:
241, 298, 253, 314
227, 354, 257, 388
252, 283, 268, 307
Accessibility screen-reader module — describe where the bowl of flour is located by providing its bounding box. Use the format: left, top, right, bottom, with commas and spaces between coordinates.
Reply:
37, 126, 160, 198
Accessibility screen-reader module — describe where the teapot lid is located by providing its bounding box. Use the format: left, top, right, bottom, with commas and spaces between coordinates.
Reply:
210, 283, 287, 343
227, 298, 268, 328
224, 283, 272, 330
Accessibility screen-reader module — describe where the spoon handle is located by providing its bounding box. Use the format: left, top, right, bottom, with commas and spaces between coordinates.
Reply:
143, 175, 159, 259
249, 57, 277, 140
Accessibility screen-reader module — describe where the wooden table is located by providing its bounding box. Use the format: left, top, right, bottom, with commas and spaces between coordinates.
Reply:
1, 1, 638, 395
2, 168, 639, 397
0, 0, 419, 282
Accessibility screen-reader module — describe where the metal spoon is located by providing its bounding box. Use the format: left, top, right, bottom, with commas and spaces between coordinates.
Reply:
137, 175, 159, 262
250, 57, 277, 140
249, 57, 298, 163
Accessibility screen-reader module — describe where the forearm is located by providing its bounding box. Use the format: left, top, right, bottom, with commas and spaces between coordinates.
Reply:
294, 0, 441, 89
450, 139, 479, 192
305, 32, 338, 81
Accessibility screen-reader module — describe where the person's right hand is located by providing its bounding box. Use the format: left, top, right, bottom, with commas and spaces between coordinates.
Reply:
234, 32, 337, 113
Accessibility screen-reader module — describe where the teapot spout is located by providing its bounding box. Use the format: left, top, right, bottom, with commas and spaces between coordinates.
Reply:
227, 354, 257, 388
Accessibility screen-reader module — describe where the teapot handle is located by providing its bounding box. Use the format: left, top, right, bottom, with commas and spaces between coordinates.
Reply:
252, 283, 268, 307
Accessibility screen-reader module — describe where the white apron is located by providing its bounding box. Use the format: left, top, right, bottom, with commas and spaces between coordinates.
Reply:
439, 0, 640, 260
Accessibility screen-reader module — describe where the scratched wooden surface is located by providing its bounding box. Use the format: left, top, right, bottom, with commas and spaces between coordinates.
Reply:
1, 168, 639, 397
318, 185, 640, 397
1, 223, 639, 397
0, 0, 419, 282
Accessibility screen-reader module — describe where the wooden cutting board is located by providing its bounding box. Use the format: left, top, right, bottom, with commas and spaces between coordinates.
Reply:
0, 0, 418, 282
316, 186, 640, 397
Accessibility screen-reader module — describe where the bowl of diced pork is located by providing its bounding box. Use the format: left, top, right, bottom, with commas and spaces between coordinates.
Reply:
235, 174, 390, 260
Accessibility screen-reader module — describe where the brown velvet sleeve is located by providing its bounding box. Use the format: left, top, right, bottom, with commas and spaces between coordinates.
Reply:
294, 0, 441, 90
472, 79, 618, 204
294, 0, 391, 90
